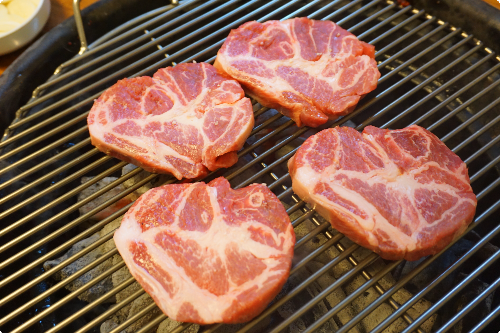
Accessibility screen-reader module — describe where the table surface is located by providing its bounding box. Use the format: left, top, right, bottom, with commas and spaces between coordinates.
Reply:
1, 0, 499, 76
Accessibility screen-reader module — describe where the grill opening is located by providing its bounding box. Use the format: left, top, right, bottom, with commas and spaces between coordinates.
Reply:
1, 0, 500, 332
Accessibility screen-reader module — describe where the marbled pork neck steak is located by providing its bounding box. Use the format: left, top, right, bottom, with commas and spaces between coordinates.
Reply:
288, 125, 477, 261
88, 63, 254, 179
214, 17, 380, 127
114, 177, 295, 324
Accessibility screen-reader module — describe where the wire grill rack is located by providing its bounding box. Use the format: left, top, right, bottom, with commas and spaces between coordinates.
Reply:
1, 0, 500, 332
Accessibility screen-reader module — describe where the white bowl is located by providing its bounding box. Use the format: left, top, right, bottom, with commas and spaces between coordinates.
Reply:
0, 0, 51, 56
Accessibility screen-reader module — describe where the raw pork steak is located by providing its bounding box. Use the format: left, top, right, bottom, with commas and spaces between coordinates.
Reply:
214, 18, 380, 128
114, 177, 295, 324
288, 125, 477, 261
88, 63, 254, 179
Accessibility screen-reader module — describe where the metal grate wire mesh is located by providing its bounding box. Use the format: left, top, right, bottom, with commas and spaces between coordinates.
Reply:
1, 0, 500, 332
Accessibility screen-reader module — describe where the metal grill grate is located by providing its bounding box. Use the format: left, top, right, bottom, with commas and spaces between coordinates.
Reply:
1, 0, 500, 332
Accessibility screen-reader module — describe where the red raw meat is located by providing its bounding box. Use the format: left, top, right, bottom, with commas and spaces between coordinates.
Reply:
214, 18, 380, 128
114, 177, 295, 324
87, 63, 254, 179
288, 125, 477, 261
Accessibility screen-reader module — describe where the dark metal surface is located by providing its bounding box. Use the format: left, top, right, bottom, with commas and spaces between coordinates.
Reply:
1, 0, 500, 332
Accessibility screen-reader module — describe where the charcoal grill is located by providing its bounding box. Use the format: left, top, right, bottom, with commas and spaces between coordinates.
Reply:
1, 0, 500, 332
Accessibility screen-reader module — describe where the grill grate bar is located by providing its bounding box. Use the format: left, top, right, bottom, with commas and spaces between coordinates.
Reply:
348, 198, 500, 333
470, 303, 500, 333
290, 234, 344, 275
0, 125, 88, 168
303, 0, 348, 20
400, 250, 500, 333
454, 112, 500, 155
108, 302, 159, 333
0, 158, 123, 237
428, 80, 500, 133
0, 156, 121, 223
17, 0, 228, 113
291, 210, 316, 228
0, 138, 92, 191
0, 148, 99, 206
356, 38, 480, 130
471, 158, 500, 187
303, 259, 402, 333
355, 5, 414, 42
357, 5, 415, 39
75, 288, 146, 333
136, 313, 168, 333
1, 114, 87, 161
347, 2, 396, 33
377, 24, 454, 82
80, 6, 176, 62
332, 25, 458, 128
34, 1, 206, 94
46, 277, 137, 333
434, 275, 500, 333
380, 52, 495, 130
0, 248, 119, 326
0, 99, 93, 149
0, 159, 128, 253
285, 199, 306, 215
229, 128, 304, 181
237, 243, 361, 332
365, 9, 425, 44
372, 15, 437, 56
268, 172, 291, 191
282, 0, 329, 19
236, 120, 296, 159
249, 113, 284, 137
0, 227, 115, 307
253, 105, 270, 118
333, 0, 381, 25
268, 253, 381, 333
362, 45, 487, 131
384, 61, 500, 129
441, 96, 500, 142
0, 172, 153, 283
476, 176, 500, 201
55, 3, 190, 70
234, 149, 296, 190
294, 222, 331, 249
10, 261, 127, 333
